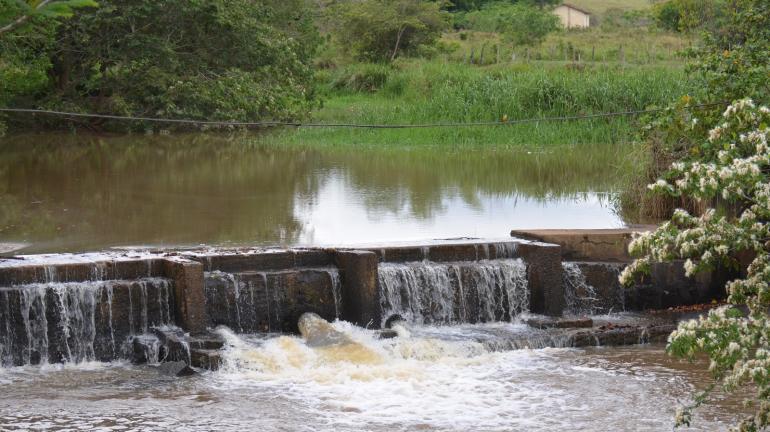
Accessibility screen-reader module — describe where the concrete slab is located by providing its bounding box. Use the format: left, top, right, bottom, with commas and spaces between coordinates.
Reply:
510, 227, 657, 262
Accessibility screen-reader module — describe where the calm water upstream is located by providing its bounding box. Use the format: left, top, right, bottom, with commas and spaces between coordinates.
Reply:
0, 322, 747, 431
0, 132, 627, 254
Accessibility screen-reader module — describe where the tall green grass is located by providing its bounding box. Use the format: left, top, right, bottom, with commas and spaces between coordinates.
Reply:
276, 59, 693, 146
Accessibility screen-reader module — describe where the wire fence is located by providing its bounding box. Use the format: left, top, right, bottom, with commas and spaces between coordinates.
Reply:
0, 102, 728, 129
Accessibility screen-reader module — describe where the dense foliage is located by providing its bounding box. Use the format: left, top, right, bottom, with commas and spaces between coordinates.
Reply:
620, 0, 768, 220
0, 0, 97, 34
652, 0, 726, 32
0, 0, 320, 131
327, 0, 450, 62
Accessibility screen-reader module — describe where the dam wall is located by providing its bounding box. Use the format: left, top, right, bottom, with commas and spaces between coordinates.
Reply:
0, 233, 732, 366
0, 240, 562, 365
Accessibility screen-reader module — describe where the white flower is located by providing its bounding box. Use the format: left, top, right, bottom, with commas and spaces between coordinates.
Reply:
709, 125, 724, 142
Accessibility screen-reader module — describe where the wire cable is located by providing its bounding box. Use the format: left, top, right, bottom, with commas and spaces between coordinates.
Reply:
0, 102, 729, 129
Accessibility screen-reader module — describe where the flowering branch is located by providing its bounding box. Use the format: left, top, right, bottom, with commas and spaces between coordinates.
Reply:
622, 99, 770, 431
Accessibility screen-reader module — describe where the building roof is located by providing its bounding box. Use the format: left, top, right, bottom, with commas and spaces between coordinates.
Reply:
558, 3, 592, 15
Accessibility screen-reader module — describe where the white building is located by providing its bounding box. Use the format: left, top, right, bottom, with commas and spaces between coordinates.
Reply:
553, 3, 591, 29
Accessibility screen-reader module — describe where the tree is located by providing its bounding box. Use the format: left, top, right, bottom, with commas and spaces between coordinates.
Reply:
0, 0, 321, 131
622, 100, 770, 432
0, 0, 97, 134
620, 0, 768, 220
620, 0, 770, 429
463, 2, 559, 46
329, 0, 450, 62
652, 0, 726, 33
495, 3, 559, 46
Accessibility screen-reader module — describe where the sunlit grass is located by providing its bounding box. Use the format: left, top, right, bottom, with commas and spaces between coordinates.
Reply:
282, 59, 692, 146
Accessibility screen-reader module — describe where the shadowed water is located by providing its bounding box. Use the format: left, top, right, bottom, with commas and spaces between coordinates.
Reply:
0, 133, 628, 253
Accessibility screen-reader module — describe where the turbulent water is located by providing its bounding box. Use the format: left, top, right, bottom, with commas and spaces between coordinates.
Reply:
378, 258, 528, 326
0, 321, 747, 431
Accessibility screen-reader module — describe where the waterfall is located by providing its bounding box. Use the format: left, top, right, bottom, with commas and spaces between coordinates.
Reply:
378, 259, 528, 326
562, 262, 624, 315
204, 268, 342, 333
562, 262, 599, 315
329, 271, 342, 319
0, 277, 175, 367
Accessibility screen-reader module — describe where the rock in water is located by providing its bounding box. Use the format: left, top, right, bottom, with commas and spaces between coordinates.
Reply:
297, 312, 352, 347
158, 360, 197, 377
297, 312, 383, 365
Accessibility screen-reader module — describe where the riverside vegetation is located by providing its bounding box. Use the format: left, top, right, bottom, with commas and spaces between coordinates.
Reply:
1, 0, 694, 145
620, 0, 770, 429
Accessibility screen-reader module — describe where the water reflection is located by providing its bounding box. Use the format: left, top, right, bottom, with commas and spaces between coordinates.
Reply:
0, 132, 629, 253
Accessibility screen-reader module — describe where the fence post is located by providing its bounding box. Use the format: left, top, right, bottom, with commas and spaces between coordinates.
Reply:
479, 44, 485, 65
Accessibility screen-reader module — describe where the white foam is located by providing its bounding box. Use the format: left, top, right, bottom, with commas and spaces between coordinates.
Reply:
208, 322, 701, 431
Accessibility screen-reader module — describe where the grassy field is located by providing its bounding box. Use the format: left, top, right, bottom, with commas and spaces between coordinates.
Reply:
266, 59, 692, 147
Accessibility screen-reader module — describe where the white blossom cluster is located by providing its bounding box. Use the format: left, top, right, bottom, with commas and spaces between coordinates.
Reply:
622, 99, 770, 431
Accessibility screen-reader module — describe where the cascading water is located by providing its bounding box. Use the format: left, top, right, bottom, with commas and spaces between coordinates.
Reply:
562, 262, 600, 315
562, 262, 624, 315
204, 268, 342, 333
378, 258, 528, 326
0, 277, 175, 366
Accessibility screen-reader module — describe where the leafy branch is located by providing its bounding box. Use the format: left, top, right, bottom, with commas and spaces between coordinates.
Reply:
0, 0, 97, 36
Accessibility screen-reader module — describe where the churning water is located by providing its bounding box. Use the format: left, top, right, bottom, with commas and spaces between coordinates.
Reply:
0, 320, 748, 431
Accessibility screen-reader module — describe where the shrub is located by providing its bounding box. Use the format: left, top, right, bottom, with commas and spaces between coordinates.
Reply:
464, 2, 560, 46
328, 0, 450, 62
330, 64, 393, 93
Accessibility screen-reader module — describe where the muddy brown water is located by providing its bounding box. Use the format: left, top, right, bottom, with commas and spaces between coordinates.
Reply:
0, 133, 627, 254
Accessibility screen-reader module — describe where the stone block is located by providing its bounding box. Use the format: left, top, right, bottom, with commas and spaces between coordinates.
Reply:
526, 317, 593, 329
511, 228, 653, 262
163, 259, 207, 334
190, 349, 222, 370
374, 246, 426, 263
204, 269, 338, 333
517, 242, 564, 316
427, 244, 479, 263
335, 251, 380, 328
196, 251, 295, 273
294, 249, 334, 267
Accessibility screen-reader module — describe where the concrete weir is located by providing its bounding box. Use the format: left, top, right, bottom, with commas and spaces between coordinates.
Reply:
0, 239, 564, 367
0, 233, 731, 369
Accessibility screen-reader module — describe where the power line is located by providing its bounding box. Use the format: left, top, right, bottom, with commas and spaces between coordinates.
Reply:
0, 102, 729, 129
